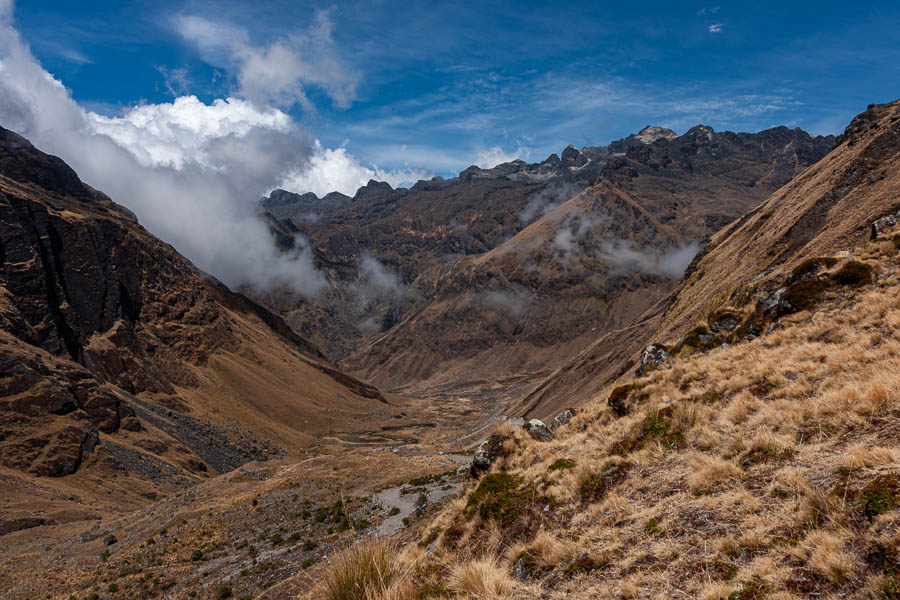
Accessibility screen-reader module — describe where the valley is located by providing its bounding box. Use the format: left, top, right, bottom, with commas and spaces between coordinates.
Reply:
1, 98, 899, 600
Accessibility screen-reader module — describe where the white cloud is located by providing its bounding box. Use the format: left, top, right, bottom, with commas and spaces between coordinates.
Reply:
0, 6, 326, 295
520, 182, 580, 222
708, 23, 723, 33
600, 239, 700, 278
0, 0, 12, 24
88, 96, 295, 169
173, 9, 359, 110
474, 145, 530, 168
279, 140, 433, 197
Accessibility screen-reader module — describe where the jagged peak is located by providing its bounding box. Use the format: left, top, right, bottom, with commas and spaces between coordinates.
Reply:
636, 125, 678, 144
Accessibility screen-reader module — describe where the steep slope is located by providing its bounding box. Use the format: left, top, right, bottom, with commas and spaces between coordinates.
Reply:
0, 126, 388, 526
516, 102, 900, 418
654, 101, 900, 345
303, 100, 900, 600
322, 126, 833, 405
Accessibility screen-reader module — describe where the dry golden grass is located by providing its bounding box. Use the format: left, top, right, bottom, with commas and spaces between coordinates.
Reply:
399, 235, 900, 599
448, 556, 514, 599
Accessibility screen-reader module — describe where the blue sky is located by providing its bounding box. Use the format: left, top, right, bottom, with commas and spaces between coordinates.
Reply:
10, 0, 900, 177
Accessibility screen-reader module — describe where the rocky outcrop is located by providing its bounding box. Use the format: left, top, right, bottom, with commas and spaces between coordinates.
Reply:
470, 433, 512, 476
549, 409, 576, 431
524, 419, 554, 442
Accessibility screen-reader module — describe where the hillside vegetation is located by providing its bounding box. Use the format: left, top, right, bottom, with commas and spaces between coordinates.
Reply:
306, 101, 900, 599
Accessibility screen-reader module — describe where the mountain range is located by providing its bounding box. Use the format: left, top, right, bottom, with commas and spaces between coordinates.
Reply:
257, 124, 834, 415
2, 101, 900, 600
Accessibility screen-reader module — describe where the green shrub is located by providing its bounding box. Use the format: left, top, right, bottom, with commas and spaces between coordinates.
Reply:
564, 553, 608, 576
783, 278, 830, 312
727, 582, 769, 599
190, 549, 204, 561
388, 507, 401, 517
791, 257, 838, 280
893, 234, 900, 251
548, 458, 575, 471
107, 583, 119, 593
270, 533, 283, 545
464, 472, 543, 526
214, 585, 233, 599
580, 462, 630, 502
859, 474, 900, 519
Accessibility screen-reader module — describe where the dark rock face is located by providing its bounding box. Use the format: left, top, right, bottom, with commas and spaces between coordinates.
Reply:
0, 125, 383, 483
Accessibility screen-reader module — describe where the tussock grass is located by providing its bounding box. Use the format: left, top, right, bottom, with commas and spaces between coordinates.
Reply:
321, 539, 410, 600
447, 556, 513, 599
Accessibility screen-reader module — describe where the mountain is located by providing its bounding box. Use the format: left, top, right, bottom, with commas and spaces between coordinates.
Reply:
523, 101, 900, 418
261, 125, 834, 410
0, 126, 388, 526
297, 100, 900, 600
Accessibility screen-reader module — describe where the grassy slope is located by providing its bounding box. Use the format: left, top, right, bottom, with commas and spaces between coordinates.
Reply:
307, 101, 900, 600
334, 223, 899, 600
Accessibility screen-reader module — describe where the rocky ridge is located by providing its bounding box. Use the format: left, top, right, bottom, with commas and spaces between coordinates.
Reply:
259, 125, 834, 414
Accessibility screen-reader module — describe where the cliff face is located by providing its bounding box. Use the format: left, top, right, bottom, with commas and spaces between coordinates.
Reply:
261, 126, 834, 411
0, 126, 386, 517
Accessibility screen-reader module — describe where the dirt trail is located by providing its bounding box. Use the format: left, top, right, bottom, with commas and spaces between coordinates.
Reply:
372, 454, 470, 537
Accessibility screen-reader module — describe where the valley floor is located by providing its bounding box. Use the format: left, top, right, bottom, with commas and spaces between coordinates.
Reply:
0, 387, 509, 600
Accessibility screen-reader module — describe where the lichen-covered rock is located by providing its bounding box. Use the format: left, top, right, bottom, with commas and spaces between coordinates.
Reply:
470, 433, 512, 476
638, 344, 669, 375
549, 409, 576, 431
871, 211, 900, 238
524, 419, 554, 442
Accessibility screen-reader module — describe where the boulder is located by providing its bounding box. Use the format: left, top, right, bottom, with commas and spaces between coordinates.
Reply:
469, 433, 511, 476
871, 211, 900, 239
549, 409, 576, 431
513, 556, 529, 581
607, 384, 632, 416
524, 419, 554, 442
637, 344, 669, 375
103, 534, 117, 546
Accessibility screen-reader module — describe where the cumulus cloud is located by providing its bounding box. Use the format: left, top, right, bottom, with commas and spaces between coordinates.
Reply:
173, 9, 359, 110
0, 7, 326, 294
599, 239, 700, 279
279, 140, 432, 197
88, 95, 295, 169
